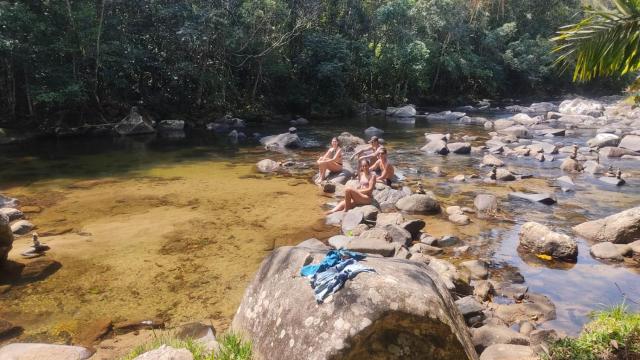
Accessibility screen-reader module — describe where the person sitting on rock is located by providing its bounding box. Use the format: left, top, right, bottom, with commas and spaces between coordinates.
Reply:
326, 160, 377, 214
351, 136, 382, 162
368, 147, 395, 186
317, 137, 343, 182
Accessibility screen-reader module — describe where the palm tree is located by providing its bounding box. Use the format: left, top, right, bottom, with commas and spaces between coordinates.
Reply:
552, 0, 640, 86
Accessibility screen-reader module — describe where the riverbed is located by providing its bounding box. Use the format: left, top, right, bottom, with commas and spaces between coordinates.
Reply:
1, 113, 639, 347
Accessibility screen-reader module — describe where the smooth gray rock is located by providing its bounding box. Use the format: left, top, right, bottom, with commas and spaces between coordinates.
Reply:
373, 188, 408, 211
599, 146, 640, 158
0, 208, 23, 221
583, 160, 605, 174
0, 343, 93, 360
518, 222, 578, 261
447, 142, 472, 154
573, 207, 640, 244
231, 246, 478, 360
508, 192, 556, 205
556, 176, 575, 192
559, 98, 604, 117
297, 238, 329, 250
382, 224, 412, 246
498, 125, 531, 139
493, 119, 515, 130
364, 126, 384, 138
587, 133, 619, 148
449, 213, 471, 225
421, 140, 450, 155
10, 220, 34, 235
410, 243, 443, 256
482, 154, 504, 167
560, 158, 582, 172
619, 134, 640, 152
479, 344, 536, 360
256, 159, 280, 173
375, 212, 405, 227
386, 105, 417, 117
438, 235, 459, 247
460, 260, 489, 280
599, 176, 625, 186
472, 325, 530, 353
590, 242, 631, 261
395, 194, 440, 214
535, 128, 565, 137
134, 345, 193, 360
456, 296, 484, 319
357, 205, 379, 222
260, 132, 302, 150
328, 235, 353, 249
342, 209, 364, 234
337, 132, 366, 152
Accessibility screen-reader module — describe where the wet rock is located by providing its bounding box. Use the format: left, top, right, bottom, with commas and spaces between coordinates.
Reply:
518, 222, 577, 261
18, 258, 62, 282
590, 242, 631, 261
231, 245, 478, 360
0, 214, 13, 265
449, 213, 471, 225
531, 141, 559, 154
401, 219, 425, 239
328, 235, 353, 249
447, 142, 472, 154
482, 154, 504, 167
498, 125, 531, 139
456, 296, 484, 321
113, 318, 164, 332
386, 105, 417, 117
134, 345, 193, 360
260, 132, 302, 150
451, 174, 466, 183
420, 234, 438, 246
256, 159, 280, 173
0, 343, 93, 360
560, 158, 582, 172
508, 192, 556, 205
382, 224, 412, 246
75, 318, 112, 346
438, 235, 459, 247
10, 220, 34, 235
490, 168, 515, 181
479, 344, 536, 360
573, 207, 640, 244
427, 111, 465, 121
599, 146, 640, 158
0, 208, 23, 221
619, 134, 640, 152
559, 98, 604, 117
556, 176, 575, 192
472, 325, 530, 353
364, 126, 384, 138
425, 133, 449, 142
474, 194, 498, 218
395, 194, 440, 213
115, 107, 156, 136
337, 132, 366, 152
375, 212, 405, 227
420, 140, 450, 155
460, 260, 489, 280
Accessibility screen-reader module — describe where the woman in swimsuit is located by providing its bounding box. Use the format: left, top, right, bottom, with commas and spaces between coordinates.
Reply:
368, 147, 395, 185
326, 160, 377, 214
317, 137, 343, 182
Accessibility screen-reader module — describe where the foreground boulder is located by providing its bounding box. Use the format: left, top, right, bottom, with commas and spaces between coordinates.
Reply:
518, 222, 577, 261
573, 207, 640, 244
114, 107, 155, 136
232, 245, 479, 360
0, 213, 13, 266
0, 343, 92, 360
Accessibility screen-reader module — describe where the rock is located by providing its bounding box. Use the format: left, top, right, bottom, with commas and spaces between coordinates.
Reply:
0, 319, 22, 340
583, 160, 605, 174
75, 318, 112, 346
20, 206, 41, 214
509, 192, 556, 205
460, 260, 489, 280
492, 292, 556, 324
342, 210, 364, 234
0, 343, 93, 360
260, 132, 302, 150
10, 220, 34, 235
420, 234, 438, 246
449, 213, 471, 225
373, 188, 408, 211
493, 119, 515, 130
325, 212, 345, 226
232, 246, 478, 360
428, 258, 466, 292
382, 225, 412, 246
395, 194, 440, 214
438, 235, 459, 247
599, 146, 640, 158
337, 132, 366, 152
474, 194, 498, 218
410, 243, 443, 256
619, 135, 640, 152
535, 128, 565, 137
0, 195, 19, 208
529, 329, 560, 354
479, 344, 536, 360
484, 121, 493, 129
114, 107, 155, 136
256, 159, 280, 173
0, 208, 23, 221
530, 102, 557, 113
420, 140, 450, 155
573, 207, 640, 244
590, 242, 632, 261
426, 111, 465, 121
175, 322, 219, 353
157, 120, 185, 131
491, 168, 515, 181
447, 142, 472, 154
328, 235, 353, 249
629, 240, 640, 254
482, 154, 504, 167
19, 258, 62, 282
296, 238, 329, 250
401, 219, 425, 239
473, 281, 494, 301
346, 237, 396, 257
587, 133, 620, 148
386, 105, 417, 117
290, 117, 309, 126
599, 176, 625, 186
519, 321, 535, 336
472, 325, 530, 353
375, 212, 405, 227
559, 98, 604, 117
0, 214, 13, 265
518, 222, 577, 261
498, 125, 531, 139
456, 296, 484, 320
134, 345, 193, 360
560, 158, 582, 172
364, 126, 384, 138
556, 176, 575, 192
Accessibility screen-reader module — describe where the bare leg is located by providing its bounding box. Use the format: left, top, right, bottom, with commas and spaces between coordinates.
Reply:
318, 163, 327, 181
325, 200, 346, 215
347, 190, 372, 209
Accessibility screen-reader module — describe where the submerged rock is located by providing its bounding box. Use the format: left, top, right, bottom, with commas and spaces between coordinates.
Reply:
590, 242, 631, 261
10, 220, 34, 235
256, 159, 280, 173
573, 207, 640, 244
231, 245, 478, 360
518, 222, 578, 261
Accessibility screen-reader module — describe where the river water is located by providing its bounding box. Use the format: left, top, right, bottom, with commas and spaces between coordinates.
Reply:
0, 112, 639, 345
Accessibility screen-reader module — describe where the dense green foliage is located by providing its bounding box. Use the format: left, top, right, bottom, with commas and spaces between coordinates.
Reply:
123, 332, 252, 360
547, 304, 640, 360
0, 0, 609, 124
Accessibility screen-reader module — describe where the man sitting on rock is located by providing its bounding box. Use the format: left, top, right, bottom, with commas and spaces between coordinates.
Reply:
368, 147, 395, 186
351, 136, 383, 162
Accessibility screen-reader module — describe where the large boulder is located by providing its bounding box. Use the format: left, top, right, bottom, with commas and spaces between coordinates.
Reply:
474, 194, 498, 218
0, 343, 92, 360
447, 142, 472, 154
0, 213, 13, 266
558, 98, 604, 117
421, 140, 450, 155
396, 194, 440, 214
573, 207, 640, 244
518, 222, 577, 261
337, 132, 366, 152
373, 188, 409, 211
599, 146, 640, 158
498, 125, 531, 139
619, 135, 640, 152
260, 132, 302, 150
364, 127, 384, 138
232, 246, 479, 360
587, 133, 619, 148
386, 105, 417, 117
114, 107, 156, 136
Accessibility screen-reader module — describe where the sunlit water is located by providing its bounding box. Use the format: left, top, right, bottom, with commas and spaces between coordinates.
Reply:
0, 112, 639, 343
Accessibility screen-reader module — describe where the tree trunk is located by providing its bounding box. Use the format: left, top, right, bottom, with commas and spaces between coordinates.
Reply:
94, 0, 106, 106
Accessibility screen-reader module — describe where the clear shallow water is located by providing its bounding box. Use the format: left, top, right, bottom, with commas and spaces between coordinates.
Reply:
1, 113, 639, 338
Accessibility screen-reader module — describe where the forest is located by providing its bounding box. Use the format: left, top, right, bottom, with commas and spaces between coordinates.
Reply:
0, 0, 631, 126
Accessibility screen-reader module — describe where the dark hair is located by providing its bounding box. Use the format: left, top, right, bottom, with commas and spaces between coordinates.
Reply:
378, 147, 387, 155
331, 137, 339, 144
